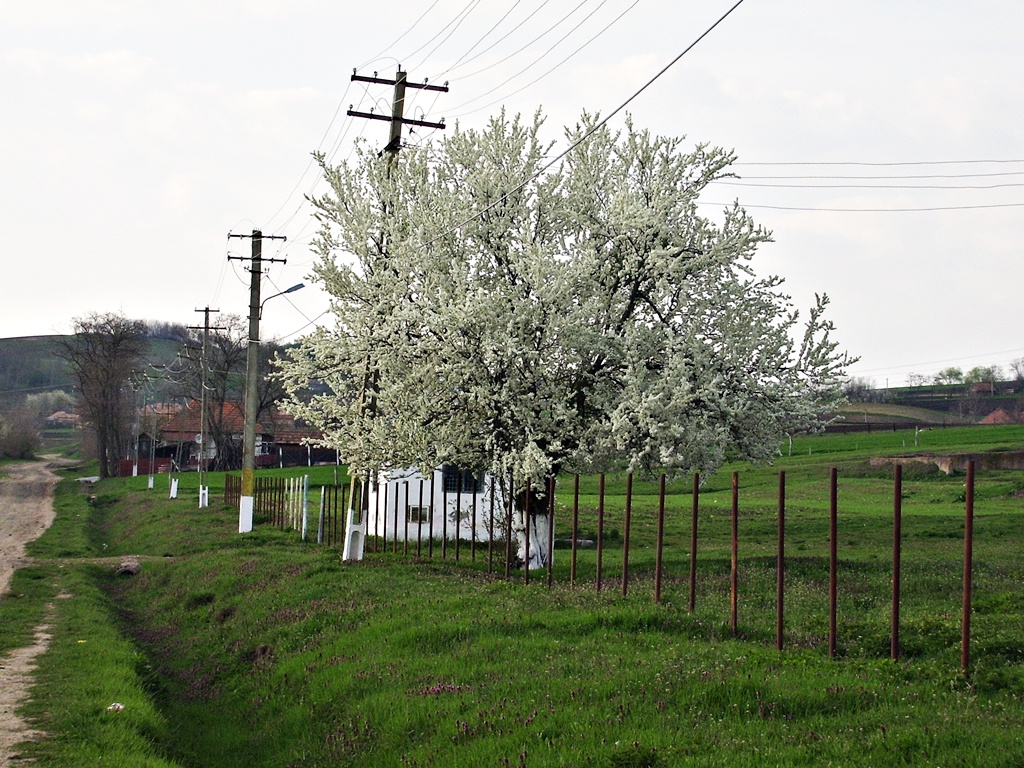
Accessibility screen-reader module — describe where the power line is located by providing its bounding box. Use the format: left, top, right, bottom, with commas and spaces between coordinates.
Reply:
445, 0, 620, 118
453, 0, 645, 120
712, 180, 1024, 190
730, 171, 1024, 180
696, 200, 1024, 212
734, 159, 1024, 167
441, 0, 589, 86
279, 310, 332, 343
409, 0, 485, 73
359, 0, 442, 70
435, 0, 530, 76
422, 0, 747, 247
397, 0, 481, 66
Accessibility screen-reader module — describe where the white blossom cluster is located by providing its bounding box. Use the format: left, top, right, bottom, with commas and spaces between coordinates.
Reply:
277, 111, 853, 487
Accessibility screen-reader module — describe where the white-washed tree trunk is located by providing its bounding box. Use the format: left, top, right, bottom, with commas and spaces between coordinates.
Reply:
509, 506, 550, 571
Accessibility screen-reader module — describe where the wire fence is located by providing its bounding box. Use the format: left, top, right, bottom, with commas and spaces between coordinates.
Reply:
224, 462, 984, 672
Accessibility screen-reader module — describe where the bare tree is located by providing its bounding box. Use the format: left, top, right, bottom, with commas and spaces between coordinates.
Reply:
1011, 357, 1024, 384
57, 313, 148, 477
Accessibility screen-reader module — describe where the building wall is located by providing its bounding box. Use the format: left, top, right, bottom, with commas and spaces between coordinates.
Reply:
365, 467, 509, 541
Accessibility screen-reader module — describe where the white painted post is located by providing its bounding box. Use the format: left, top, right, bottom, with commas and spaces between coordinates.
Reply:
170, 477, 178, 499
343, 505, 366, 561
301, 475, 309, 541
317, 485, 326, 544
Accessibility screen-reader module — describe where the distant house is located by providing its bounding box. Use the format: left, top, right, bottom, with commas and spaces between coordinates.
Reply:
154, 400, 333, 471
44, 411, 80, 428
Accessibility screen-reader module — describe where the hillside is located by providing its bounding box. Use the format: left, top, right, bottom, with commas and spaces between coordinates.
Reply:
835, 381, 1023, 430
0, 334, 186, 408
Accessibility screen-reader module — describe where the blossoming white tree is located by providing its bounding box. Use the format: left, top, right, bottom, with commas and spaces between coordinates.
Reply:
278, 111, 853, 567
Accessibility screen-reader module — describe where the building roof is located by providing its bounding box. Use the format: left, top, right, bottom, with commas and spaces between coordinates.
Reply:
979, 408, 1024, 425
158, 400, 321, 444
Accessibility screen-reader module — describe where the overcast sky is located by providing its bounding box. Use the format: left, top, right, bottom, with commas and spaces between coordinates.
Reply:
2, 0, 1022, 386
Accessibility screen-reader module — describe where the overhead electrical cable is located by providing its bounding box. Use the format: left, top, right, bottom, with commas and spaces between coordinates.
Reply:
451, 0, 644, 119
422, 0, 747, 247
409, 0, 485, 73
445, 0, 616, 117
397, 0, 481, 65
696, 200, 1024, 212
711, 180, 1024, 190
437, 0, 529, 75
358, 0, 442, 69
279, 310, 332, 343
439, 0, 586, 83
729, 171, 1024, 180
734, 159, 1024, 167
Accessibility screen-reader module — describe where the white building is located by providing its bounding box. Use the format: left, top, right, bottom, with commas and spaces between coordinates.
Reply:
365, 466, 508, 543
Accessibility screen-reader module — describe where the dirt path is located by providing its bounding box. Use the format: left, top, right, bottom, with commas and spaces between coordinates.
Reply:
0, 458, 68, 766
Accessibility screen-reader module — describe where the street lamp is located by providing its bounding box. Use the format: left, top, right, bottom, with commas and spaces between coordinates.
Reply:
259, 283, 305, 319
238, 274, 305, 533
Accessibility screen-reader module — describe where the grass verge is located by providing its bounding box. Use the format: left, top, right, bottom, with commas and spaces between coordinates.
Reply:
3, 426, 1024, 766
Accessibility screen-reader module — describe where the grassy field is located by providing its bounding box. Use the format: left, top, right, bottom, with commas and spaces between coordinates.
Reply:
4, 426, 1024, 766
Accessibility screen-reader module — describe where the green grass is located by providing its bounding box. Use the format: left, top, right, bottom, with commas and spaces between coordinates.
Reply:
3, 426, 1024, 766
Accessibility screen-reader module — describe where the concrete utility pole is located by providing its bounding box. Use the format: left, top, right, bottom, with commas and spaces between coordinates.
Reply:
347, 69, 449, 156
341, 69, 448, 559
188, 307, 223, 508
227, 229, 286, 532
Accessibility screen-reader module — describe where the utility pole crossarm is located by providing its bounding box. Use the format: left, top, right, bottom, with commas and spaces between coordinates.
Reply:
348, 69, 449, 156
351, 72, 449, 92
345, 110, 446, 131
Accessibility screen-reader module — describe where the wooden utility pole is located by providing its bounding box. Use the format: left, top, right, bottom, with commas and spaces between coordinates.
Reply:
228, 229, 286, 532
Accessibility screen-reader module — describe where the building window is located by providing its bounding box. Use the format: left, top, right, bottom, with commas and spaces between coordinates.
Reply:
407, 505, 432, 524
441, 465, 483, 494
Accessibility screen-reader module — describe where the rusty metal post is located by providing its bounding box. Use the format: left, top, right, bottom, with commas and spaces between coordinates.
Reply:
622, 473, 633, 596
596, 474, 605, 593
403, 481, 409, 556
524, 477, 531, 585
471, 477, 478, 562
393, 479, 399, 554
961, 460, 975, 674
571, 474, 580, 587
442, 481, 448, 560
829, 467, 838, 659
731, 472, 739, 635
547, 476, 556, 589
689, 472, 699, 613
381, 480, 388, 553
417, 478, 424, 558
892, 464, 902, 660
776, 471, 785, 652
428, 473, 435, 559
655, 473, 666, 604
487, 478, 495, 573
